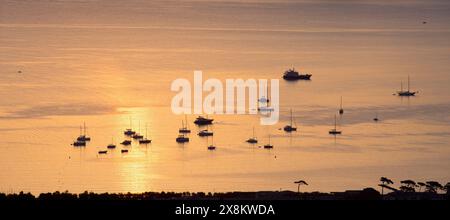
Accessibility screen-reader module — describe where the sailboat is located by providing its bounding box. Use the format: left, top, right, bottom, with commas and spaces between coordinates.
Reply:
176, 134, 189, 143
72, 139, 86, 147
107, 137, 116, 149
263, 134, 273, 149
329, 114, 342, 135
397, 75, 417, 96
283, 109, 297, 132
77, 122, 91, 142
207, 135, 216, 150
339, 96, 344, 115
198, 125, 213, 137
139, 123, 152, 144
124, 117, 136, 136
246, 127, 258, 144
120, 140, 132, 146
132, 121, 144, 139
179, 115, 191, 133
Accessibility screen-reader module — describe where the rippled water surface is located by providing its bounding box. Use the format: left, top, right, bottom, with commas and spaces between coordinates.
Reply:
1, 0, 450, 194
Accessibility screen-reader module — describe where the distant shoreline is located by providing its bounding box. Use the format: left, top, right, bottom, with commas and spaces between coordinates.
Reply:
1, 188, 449, 200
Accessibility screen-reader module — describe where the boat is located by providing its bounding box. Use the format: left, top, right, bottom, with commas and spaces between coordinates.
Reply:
194, 116, 214, 125
397, 75, 417, 96
121, 149, 128, 153
339, 96, 344, 115
179, 115, 191, 133
72, 140, 86, 147
98, 150, 107, 154
198, 129, 213, 137
77, 123, 91, 142
263, 135, 273, 149
124, 117, 136, 136
283, 109, 297, 132
132, 133, 144, 139
373, 112, 379, 122
246, 127, 258, 144
139, 123, 152, 144
107, 144, 116, 149
176, 134, 189, 143
207, 136, 216, 150
120, 140, 132, 146
257, 106, 274, 112
282, 68, 312, 81
132, 121, 144, 139
329, 114, 342, 135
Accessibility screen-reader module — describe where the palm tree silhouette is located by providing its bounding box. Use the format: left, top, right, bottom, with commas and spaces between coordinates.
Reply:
379, 177, 394, 196
294, 180, 308, 193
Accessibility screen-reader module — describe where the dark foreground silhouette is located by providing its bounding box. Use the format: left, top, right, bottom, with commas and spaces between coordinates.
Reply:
1, 188, 448, 200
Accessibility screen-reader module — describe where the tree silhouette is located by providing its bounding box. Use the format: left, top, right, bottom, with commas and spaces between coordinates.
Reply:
444, 182, 450, 194
417, 182, 426, 192
294, 180, 308, 193
400, 180, 417, 192
378, 177, 395, 196
425, 181, 443, 193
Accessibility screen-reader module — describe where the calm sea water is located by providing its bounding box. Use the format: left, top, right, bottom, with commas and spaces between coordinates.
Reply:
1, 0, 450, 194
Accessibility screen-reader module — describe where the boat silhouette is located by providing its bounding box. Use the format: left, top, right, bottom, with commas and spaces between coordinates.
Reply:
72, 140, 86, 147
76, 122, 91, 142
179, 115, 191, 133
329, 114, 342, 135
263, 134, 273, 149
283, 109, 297, 132
132, 121, 144, 139
176, 134, 189, 143
282, 68, 311, 81
207, 135, 216, 150
120, 140, 132, 146
246, 127, 258, 144
124, 117, 136, 136
397, 75, 417, 96
194, 116, 213, 125
139, 123, 152, 144
198, 129, 213, 137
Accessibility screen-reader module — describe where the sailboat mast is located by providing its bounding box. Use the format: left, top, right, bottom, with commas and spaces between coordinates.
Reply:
290, 109, 293, 126
401, 81, 403, 91
408, 75, 410, 92
253, 126, 255, 138
83, 122, 86, 136
334, 115, 337, 130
